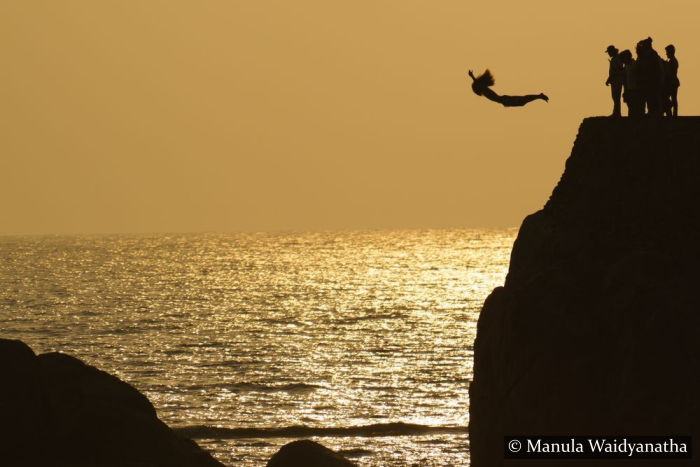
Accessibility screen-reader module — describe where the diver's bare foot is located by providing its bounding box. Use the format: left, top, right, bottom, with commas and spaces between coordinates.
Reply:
540, 93, 549, 102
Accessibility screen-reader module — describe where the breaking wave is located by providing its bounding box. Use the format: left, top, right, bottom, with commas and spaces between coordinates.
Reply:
174, 422, 468, 439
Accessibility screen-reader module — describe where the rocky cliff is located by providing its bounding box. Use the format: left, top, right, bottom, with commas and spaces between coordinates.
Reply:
469, 117, 700, 466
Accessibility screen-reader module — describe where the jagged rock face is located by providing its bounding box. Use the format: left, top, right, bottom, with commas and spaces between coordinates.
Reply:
0, 339, 225, 467
469, 118, 700, 466
266, 440, 356, 467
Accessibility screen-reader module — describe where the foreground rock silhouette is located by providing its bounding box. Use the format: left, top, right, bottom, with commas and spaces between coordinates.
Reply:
469, 117, 700, 466
0, 338, 225, 467
1, 339, 357, 466
266, 440, 356, 467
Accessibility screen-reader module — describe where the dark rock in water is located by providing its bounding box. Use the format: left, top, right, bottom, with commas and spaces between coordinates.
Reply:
0, 339, 43, 464
469, 117, 700, 466
266, 440, 356, 467
0, 338, 225, 467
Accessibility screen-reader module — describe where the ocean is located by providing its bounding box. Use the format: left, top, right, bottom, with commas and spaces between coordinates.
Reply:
0, 229, 515, 466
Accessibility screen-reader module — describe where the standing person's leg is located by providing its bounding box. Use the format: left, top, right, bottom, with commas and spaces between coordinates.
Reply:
611, 83, 622, 116
662, 92, 670, 117
645, 88, 656, 116
623, 89, 639, 117
632, 91, 644, 117
671, 87, 678, 116
649, 90, 663, 117
626, 94, 640, 117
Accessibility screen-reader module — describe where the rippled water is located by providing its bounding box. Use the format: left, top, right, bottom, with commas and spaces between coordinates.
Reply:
0, 229, 515, 465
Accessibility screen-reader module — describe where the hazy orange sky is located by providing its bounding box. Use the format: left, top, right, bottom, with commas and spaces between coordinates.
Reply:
1, 1, 697, 234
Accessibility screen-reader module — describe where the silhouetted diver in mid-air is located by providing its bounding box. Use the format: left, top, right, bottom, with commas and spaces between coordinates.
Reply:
468, 69, 548, 107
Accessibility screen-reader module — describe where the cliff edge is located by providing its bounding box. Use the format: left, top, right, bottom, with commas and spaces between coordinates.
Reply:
469, 117, 700, 466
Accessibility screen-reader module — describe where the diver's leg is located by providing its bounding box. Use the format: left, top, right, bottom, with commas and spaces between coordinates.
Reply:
499, 94, 547, 107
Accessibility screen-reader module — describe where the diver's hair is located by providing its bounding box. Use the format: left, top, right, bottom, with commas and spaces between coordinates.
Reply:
471, 69, 495, 95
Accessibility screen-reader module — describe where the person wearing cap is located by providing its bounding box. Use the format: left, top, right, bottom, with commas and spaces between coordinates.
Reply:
605, 45, 625, 117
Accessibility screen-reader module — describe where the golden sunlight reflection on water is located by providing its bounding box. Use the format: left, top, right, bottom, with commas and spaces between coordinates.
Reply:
0, 229, 515, 466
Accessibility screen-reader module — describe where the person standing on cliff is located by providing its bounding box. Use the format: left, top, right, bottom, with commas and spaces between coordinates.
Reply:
605, 45, 624, 117
620, 50, 642, 117
636, 37, 664, 117
664, 44, 680, 117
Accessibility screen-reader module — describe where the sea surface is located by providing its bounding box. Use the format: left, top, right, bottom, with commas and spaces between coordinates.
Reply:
0, 229, 515, 466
